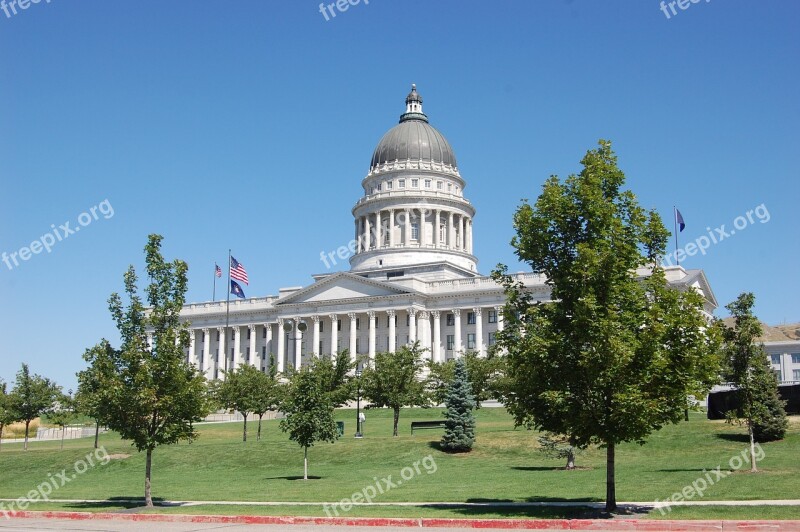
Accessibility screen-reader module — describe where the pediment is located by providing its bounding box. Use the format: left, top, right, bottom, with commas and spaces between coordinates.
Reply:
275, 273, 415, 305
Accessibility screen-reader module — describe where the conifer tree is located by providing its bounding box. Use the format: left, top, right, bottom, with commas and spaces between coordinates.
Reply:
440, 358, 476, 452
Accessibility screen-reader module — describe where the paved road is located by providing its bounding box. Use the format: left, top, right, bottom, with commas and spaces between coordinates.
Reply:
0, 520, 520, 532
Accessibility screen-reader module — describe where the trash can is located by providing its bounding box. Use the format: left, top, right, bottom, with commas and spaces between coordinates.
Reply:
336, 421, 344, 436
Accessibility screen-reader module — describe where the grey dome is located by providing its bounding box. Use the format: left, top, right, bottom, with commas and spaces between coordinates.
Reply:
370, 86, 457, 170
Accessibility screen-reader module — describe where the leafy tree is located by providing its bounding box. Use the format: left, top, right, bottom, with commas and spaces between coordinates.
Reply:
81, 234, 210, 507
217, 364, 265, 442
440, 359, 476, 452
313, 351, 356, 407
8, 363, 61, 451
537, 433, 581, 470
280, 365, 339, 480
76, 340, 117, 449
361, 343, 429, 437
252, 355, 284, 442
427, 352, 504, 408
48, 391, 76, 451
0, 380, 13, 452
492, 141, 721, 512
722, 293, 788, 461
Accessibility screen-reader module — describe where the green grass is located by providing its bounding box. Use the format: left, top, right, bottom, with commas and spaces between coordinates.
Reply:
1, 408, 798, 521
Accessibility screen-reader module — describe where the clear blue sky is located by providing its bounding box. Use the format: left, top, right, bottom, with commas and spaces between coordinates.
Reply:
1, 1, 798, 390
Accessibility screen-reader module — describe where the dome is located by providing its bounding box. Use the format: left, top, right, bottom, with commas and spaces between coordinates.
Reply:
369, 85, 457, 170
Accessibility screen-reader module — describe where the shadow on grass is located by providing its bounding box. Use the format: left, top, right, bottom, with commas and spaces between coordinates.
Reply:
262, 475, 323, 481
413, 498, 649, 520
715, 433, 750, 443
511, 466, 568, 472
60, 497, 168, 512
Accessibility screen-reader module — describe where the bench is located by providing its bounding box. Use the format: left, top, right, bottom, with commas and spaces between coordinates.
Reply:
411, 420, 446, 435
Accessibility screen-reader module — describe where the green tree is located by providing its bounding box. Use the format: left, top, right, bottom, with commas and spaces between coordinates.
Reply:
82, 234, 210, 507
361, 343, 429, 437
0, 380, 13, 452
492, 141, 721, 512
721, 293, 788, 463
8, 363, 61, 451
252, 355, 284, 442
537, 433, 581, 470
217, 364, 264, 442
313, 351, 356, 407
280, 365, 339, 480
427, 352, 504, 408
76, 340, 117, 449
440, 359, 476, 452
48, 391, 76, 451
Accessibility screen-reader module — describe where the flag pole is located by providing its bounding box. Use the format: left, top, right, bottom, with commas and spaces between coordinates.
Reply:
673, 206, 680, 267
225, 250, 231, 376
213, 265, 217, 302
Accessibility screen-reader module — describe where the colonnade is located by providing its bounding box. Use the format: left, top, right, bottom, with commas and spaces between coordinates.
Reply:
354, 208, 473, 253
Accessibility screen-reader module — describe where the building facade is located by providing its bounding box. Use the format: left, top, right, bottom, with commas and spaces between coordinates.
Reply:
178, 85, 718, 380
765, 340, 800, 383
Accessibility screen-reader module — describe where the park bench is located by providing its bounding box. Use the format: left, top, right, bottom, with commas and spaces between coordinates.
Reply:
410, 420, 446, 435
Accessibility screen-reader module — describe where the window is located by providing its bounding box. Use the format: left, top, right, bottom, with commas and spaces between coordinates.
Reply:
447, 183, 452, 192
455, 186, 460, 195
437, 181, 443, 190
338, 319, 342, 331
355, 338, 360, 353
319, 341, 324, 354
319, 321, 324, 332
247, 347, 250, 358
488, 332, 497, 346
775, 370, 782, 381
411, 223, 419, 240
424, 179, 431, 188
262, 327, 267, 339
439, 224, 446, 243
262, 346, 266, 360
406, 314, 410, 326
356, 318, 361, 330
488, 310, 497, 323
411, 178, 419, 188
399, 179, 406, 188
447, 313, 455, 326
387, 181, 393, 190
216, 330, 220, 341
377, 183, 382, 191
794, 369, 800, 381
247, 328, 251, 340
446, 335, 455, 350
467, 333, 476, 350
792, 354, 800, 364
770, 354, 781, 365
467, 312, 476, 325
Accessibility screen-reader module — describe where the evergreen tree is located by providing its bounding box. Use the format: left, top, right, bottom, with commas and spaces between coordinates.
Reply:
537, 433, 581, 470
440, 358, 476, 452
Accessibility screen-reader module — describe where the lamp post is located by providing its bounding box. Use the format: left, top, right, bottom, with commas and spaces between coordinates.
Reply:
355, 366, 363, 438
283, 319, 307, 370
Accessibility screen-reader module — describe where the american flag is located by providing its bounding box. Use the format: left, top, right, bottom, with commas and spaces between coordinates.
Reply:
230, 256, 249, 285
215, 264, 222, 278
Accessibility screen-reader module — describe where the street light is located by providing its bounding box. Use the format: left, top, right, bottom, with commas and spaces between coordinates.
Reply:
355, 365, 363, 438
283, 319, 307, 369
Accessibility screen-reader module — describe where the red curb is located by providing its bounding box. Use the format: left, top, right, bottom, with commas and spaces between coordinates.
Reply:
4, 511, 800, 530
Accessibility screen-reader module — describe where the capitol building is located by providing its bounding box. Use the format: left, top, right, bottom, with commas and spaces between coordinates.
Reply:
179, 85, 718, 379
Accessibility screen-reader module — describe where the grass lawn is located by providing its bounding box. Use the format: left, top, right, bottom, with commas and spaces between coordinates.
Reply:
1, 408, 798, 520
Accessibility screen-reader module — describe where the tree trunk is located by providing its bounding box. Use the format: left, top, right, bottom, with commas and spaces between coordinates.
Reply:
303, 446, 308, 480
565, 448, 576, 470
145, 448, 153, 507
257, 415, 263, 442
748, 418, 758, 472
243, 414, 248, 442
94, 421, 100, 449
393, 407, 400, 437
605, 442, 616, 512
24, 420, 30, 451
0, 423, 4, 451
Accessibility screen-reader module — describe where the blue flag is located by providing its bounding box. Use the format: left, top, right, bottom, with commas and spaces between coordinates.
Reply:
230, 280, 246, 299
676, 209, 686, 233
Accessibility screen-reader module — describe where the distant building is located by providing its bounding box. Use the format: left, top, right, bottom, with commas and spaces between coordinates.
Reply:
176, 85, 718, 380
765, 340, 800, 383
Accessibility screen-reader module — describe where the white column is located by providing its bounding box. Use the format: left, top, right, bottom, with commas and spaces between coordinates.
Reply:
448, 211, 454, 248
453, 309, 462, 356
460, 215, 466, 250
188, 329, 197, 368
434, 210, 441, 248
294, 318, 303, 371
201, 328, 211, 377
249, 325, 257, 367
146, 333, 153, 350
233, 326, 242, 370
217, 327, 227, 378
368, 311, 376, 360
277, 318, 285, 374
474, 308, 484, 357
348, 312, 358, 362
329, 314, 338, 358
364, 215, 371, 251
418, 311, 430, 353
375, 211, 382, 248
264, 323, 273, 370
387, 310, 396, 353
355, 219, 360, 253
312, 315, 320, 358
468, 218, 473, 253
404, 209, 411, 246
495, 306, 504, 332
432, 311, 441, 363
408, 308, 417, 344
389, 210, 395, 247
419, 209, 426, 247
